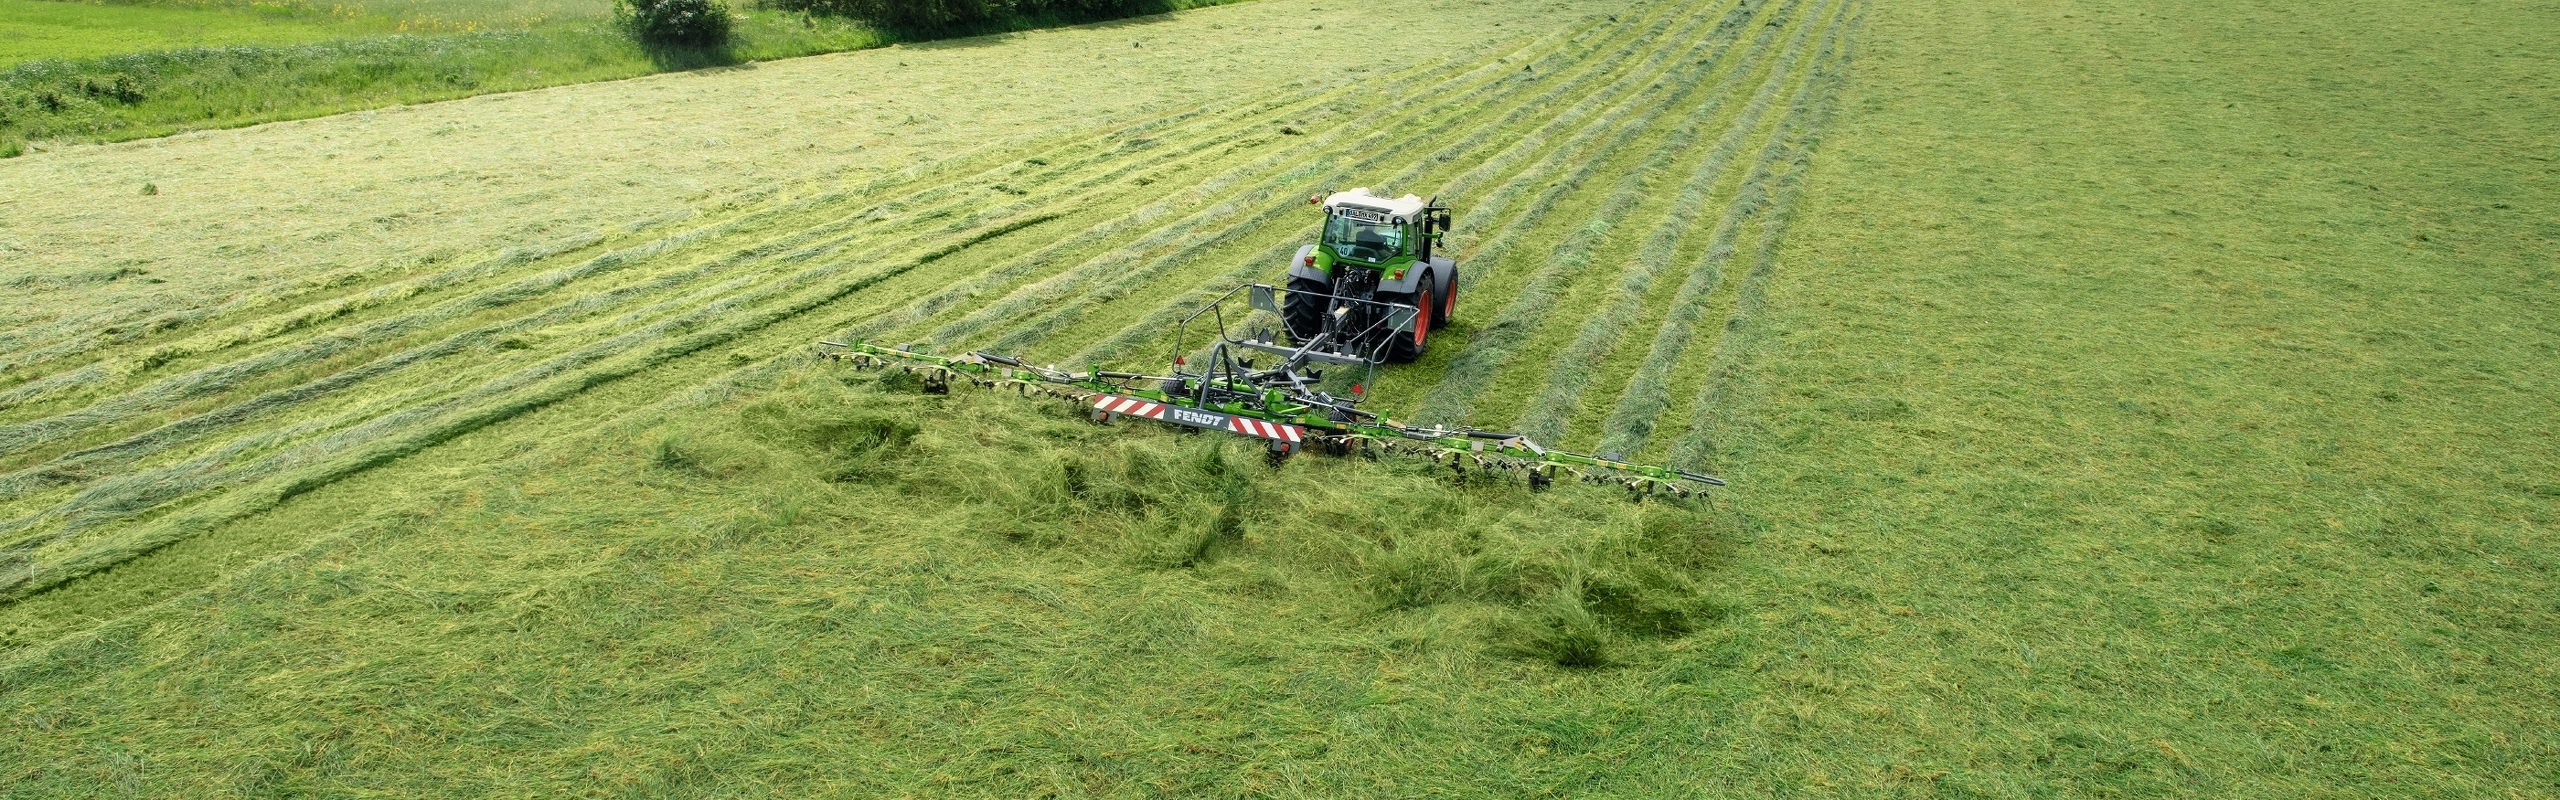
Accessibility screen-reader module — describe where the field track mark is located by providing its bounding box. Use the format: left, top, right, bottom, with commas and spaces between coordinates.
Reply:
1510, 0, 1847, 445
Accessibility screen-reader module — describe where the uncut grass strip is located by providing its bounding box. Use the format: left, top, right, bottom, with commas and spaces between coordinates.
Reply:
982, 1, 1750, 355
1408, 0, 1817, 426
847, 8, 1648, 341
1664, 7, 1861, 472
1512, 0, 1844, 444
0, 208, 1055, 584
1057, 0, 1764, 368
1595, 7, 1857, 460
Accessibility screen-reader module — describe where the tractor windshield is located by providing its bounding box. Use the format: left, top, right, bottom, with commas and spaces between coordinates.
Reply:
1322, 215, 1405, 262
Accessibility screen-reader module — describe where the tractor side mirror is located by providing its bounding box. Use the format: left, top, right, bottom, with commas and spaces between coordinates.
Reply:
1249, 283, 1280, 313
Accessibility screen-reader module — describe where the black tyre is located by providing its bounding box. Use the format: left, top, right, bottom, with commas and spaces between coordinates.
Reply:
1282, 274, 1331, 344
1439, 266, 1460, 325
1386, 283, 1435, 363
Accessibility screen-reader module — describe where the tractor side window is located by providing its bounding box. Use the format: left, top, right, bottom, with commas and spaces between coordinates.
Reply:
1323, 214, 1406, 262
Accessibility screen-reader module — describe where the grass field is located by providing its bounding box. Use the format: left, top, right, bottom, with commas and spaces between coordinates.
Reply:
0, 0, 385, 64
1, 0, 2555, 793
0, 0, 1236, 155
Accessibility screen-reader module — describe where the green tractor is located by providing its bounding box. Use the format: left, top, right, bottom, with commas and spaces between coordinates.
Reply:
816, 190, 1725, 494
1281, 188, 1458, 363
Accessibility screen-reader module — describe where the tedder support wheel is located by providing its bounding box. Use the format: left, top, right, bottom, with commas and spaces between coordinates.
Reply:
1387, 283, 1434, 363
1282, 275, 1330, 344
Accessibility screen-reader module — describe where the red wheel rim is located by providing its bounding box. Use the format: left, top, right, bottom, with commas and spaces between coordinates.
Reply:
1415, 288, 1432, 346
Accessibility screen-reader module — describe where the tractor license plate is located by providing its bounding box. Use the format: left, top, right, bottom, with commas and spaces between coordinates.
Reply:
1091, 395, 1303, 444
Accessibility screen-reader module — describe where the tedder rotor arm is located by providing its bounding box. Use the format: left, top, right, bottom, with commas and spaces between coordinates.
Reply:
814, 340, 1725, 497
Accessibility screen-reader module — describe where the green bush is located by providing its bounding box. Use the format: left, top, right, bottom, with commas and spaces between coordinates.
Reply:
619, 0, 735, 45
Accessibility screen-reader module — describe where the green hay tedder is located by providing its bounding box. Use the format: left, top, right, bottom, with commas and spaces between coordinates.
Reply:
820, 189, 1724, 497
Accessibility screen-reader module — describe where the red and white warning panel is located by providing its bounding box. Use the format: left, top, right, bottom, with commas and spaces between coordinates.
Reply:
1089, 394, 1304, 448
1091, 394, 1167, 420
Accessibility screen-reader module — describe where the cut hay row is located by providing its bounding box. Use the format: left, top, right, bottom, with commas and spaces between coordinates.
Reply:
0, 63, 1434, 471
1431, 0, 1773, 254
0, 233, 613, 414
0, 39, 1504, 536
885, 10, 1671, 351
1510, 0, 1847, 445
967, 8, 1740, 357
834, 21, 1617, 346
0, 29, 1602, 567
0, 63, 1402, 408
1661, 6, 1860, 471
1057, 0, 1773, 369
1606, 2, 1859, 465
1410, 0, 1825, 426
0, 0, 1779, 607
0, 139, 941, 384
0, 200, 1075, 553
0, 197, 1084, 597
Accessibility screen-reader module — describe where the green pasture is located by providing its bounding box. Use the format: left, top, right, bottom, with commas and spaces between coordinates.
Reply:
0, 0, 2554, 794
0, 0, 384, 64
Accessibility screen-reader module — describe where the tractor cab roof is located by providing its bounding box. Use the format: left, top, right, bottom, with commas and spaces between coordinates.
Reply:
1323, 188, 1427, 225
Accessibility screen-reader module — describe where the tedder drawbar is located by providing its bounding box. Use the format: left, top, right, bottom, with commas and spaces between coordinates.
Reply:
815, 188, 1725, 497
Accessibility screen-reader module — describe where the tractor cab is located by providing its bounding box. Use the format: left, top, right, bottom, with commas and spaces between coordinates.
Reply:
1317, 189, 1432, 268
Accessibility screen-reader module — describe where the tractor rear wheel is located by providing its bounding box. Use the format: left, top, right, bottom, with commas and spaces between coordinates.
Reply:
1386, 284, 1434, 363
1439, 266, 1460, 325
1282, 275, 1330, 344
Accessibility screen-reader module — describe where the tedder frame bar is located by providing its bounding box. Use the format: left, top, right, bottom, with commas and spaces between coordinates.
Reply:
815, 340, 1725, 497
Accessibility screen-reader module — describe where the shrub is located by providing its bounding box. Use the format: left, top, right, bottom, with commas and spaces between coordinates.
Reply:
618, 0, 735, 45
